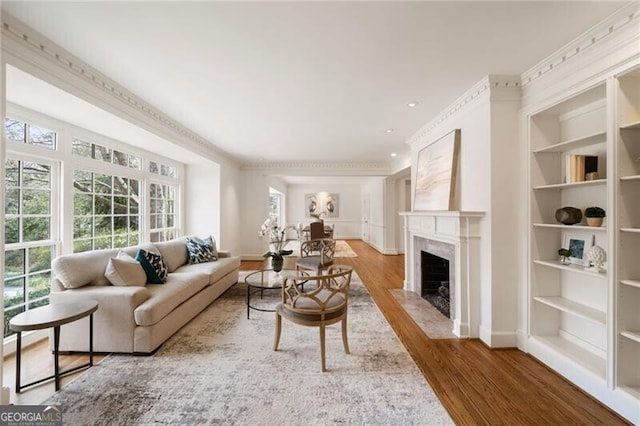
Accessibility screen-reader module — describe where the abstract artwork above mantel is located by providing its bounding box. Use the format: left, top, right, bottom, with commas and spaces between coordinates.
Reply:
414, 129, 460, 211
305, 192, 339, 218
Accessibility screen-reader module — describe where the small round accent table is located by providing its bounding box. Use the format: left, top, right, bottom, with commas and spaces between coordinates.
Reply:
9, 300, 98, 393
244, 269, 308, 319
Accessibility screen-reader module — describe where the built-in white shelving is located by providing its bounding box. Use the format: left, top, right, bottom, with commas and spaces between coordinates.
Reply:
533, 223, 607, 232
620, 279, 640, 289
620, 330, 640, 344
533, 260, 607, 277
533, 179, 606, 190
533, 296, 606, 324
532, 131, 606, 153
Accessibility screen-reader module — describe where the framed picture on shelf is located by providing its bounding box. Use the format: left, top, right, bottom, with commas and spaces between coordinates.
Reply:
562, 232, 594, 266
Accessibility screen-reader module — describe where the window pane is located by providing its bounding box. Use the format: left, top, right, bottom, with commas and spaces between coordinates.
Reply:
129, 179, 139, 196
94, 236, 111, 250
28, 272, 51, 301
4, 278, 24, 306
130, 215, 139, 232
129, 156, 141, 170
74, 239, 92, 253
23, 217, 50, 241
23, 162, 51, 189
23, 190, 50, 215
5, 189, 19, 214
27, 125, 56, 150
94, 174, 112, 194
166, 229, 176, 240
74, 217, 93, 239
114, 234, 128, 248
94, 216, 111, 237
113, 150, 128, 166
5, 118, 25, 143
5, 159, 19, 186
74, 170, 93, 192
150, 214, 157, 229
150, 232, 160, 243
114, 196, 127, 215
72, 138, 92, 158
113, 177, 128, 195
95, 195, 112, 215
5, 217, 19, 244
29, 245, 52, 273
167, 214, 174, 227
5, 249, 25, 279
4, 306, 25, 337
74, 193, 93, 216
94, 145, 112, 163
149, 161, 159, 174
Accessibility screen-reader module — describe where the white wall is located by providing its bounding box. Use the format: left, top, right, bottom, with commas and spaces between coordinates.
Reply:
184, 162, 221, 239
287, 183, 362, 239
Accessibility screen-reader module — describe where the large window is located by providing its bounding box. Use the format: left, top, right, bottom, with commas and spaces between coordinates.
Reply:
73, 170, 140, 252
4, 158, 55, 337
149, 182, 177, 242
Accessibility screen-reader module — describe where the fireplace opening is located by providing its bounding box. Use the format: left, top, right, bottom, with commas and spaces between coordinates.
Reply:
421, 251, 450, 318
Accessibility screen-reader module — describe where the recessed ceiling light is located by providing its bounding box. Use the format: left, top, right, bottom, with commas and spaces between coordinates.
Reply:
408, 101, 419, 108
390, 152, 397, 157
385, 128, 394, 133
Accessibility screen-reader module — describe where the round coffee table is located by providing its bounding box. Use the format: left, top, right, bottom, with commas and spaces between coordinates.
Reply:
244, 269, 309, 319
9, 299, 98, 393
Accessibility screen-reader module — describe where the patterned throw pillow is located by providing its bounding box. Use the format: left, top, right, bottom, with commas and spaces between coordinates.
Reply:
186, 236, 217, 264
135, 249, 168, 284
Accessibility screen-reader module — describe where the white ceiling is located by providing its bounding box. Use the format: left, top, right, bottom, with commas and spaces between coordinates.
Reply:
1, 1, 627, 171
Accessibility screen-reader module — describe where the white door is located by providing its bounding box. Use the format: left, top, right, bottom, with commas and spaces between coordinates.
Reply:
362, 193, 370, 242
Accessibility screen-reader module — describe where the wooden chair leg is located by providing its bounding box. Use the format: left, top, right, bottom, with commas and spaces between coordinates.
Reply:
341, 317, 350, 354
320, 324, 326, 372
273, 312, 282, 351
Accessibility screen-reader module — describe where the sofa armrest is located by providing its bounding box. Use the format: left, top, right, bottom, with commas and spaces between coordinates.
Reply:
217, 250, 231, 258
50, 285, 151, 353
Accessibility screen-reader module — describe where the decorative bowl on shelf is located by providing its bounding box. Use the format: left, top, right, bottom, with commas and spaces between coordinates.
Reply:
555, 207, 582, 225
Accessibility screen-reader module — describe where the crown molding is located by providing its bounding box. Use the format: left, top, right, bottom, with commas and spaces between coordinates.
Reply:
1, 13, 236, 166
521, 3, 639, 89
241, 161, 392, 176
406, 75, 520, 147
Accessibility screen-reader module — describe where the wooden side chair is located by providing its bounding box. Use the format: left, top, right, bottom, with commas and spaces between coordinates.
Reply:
295, 238, 335, 274
273, 265, 353, 372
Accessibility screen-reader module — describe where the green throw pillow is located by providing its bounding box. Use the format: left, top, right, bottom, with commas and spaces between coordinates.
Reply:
135, 249, 168, 284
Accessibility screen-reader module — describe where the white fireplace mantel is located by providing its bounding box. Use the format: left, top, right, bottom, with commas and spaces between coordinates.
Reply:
400, 211, 484, 338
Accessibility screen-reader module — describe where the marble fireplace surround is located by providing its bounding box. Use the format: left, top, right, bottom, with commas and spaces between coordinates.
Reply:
400, 211, 483, 338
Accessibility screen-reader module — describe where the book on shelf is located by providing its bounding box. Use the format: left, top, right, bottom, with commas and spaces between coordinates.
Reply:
565, 154, 598, 183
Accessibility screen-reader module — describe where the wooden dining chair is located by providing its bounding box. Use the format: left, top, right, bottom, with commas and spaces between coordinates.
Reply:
295, 238, 335, 274
273, 265, 353, 372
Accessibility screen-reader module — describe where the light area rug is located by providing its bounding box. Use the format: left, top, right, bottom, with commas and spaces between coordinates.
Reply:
43, 272, 452, 425
284, 239, 358, 257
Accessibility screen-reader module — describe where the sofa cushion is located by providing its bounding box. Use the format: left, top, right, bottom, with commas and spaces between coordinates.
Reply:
174, 256, 240, 284
105, 251, 147, 287
154, 238, 188, 273
136, 249, 168, 284
53, 248, 119, 289
186, 236, 217, 264
134, 272, 209, 326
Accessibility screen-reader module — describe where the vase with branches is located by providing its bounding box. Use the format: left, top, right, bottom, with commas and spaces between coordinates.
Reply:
258, 217, 293, 272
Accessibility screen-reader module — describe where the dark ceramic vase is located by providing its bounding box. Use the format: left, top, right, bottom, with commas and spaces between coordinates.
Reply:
271, 257, 284, 272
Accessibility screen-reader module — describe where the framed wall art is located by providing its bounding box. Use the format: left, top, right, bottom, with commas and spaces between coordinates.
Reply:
305, 192, 339, 218
562, 232, 594, 266
413, 129, 461, 211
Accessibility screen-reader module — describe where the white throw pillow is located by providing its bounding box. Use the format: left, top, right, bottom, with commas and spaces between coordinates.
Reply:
105, 251, 147, 286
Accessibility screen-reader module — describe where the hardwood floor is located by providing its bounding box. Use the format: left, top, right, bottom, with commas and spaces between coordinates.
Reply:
3, 239, 628, 424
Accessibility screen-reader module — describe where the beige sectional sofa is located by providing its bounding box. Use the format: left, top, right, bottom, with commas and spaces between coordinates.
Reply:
50, 237, 240, 354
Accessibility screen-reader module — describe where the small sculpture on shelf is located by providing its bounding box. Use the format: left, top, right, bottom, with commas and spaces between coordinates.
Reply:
584, 206, 606, 227
585, 245, 606, 272
558, 248, 572, 265
555, 207, 582, 225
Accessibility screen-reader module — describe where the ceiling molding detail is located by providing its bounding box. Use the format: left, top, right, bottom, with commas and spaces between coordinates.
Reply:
521, 4, 639, 88
405, 75, 520, 147
241, 161, 391, 175
1, 13, 232, 164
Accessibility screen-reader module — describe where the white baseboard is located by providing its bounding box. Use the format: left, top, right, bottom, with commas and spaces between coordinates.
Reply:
3, 329, 48, 357
479, 325, 518, 348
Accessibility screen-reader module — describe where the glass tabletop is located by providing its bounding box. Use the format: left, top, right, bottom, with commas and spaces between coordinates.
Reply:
244, 269, 309, 289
